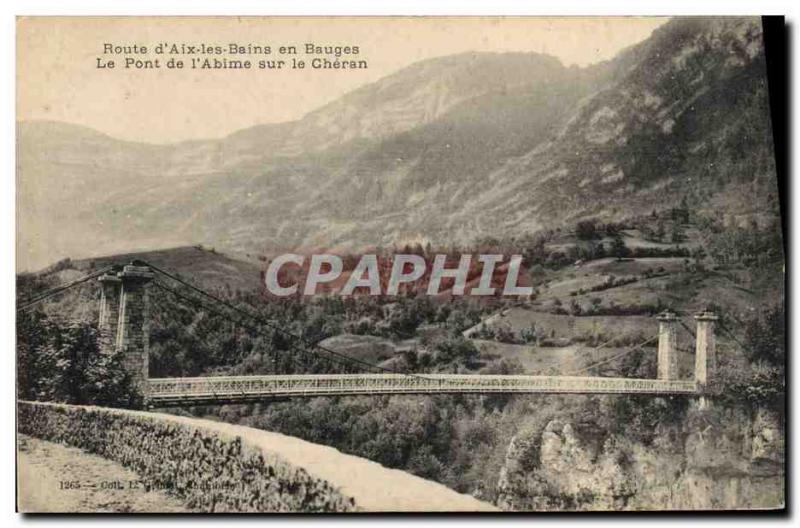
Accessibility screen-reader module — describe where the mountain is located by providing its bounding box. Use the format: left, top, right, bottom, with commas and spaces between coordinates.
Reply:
17, 17, 779, 271
454, 17, 779, 234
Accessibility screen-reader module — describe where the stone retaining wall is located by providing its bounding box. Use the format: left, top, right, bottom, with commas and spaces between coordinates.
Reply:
18, 401, 496, 512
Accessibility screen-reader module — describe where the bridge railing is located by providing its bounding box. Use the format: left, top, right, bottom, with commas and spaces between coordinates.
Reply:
147, 374, 698, 405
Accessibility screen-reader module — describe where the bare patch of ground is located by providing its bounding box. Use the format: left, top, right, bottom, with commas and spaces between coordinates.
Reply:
474, 340, 638, 375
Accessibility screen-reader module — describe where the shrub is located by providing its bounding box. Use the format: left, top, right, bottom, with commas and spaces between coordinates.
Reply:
432, 336, 480, 367
519, 323, 538, 344
494, 325, 517, 344
576, 219, 600, 241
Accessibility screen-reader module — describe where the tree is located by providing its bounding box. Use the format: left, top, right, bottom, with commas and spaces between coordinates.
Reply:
520, 323, 538, 344
590, 297, 603, 312
17, 311, 138, 407
610, 234, 630, 260
743, 304, 785, 367
654, 220, 666, 242
433, 336, 480, 367
671, 196, 690, 224
494, 324, 516, 344
407, 445, 445, 480
576, 219, 599, 241
708, 304, 785, 411
670, 222, 686, 243
594, 242, 606, 259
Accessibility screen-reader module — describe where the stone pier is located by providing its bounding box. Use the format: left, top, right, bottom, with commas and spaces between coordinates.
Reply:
656, 311, 678, 380
97, 263, 154, 406
694, 311, 718, 386
98, 270, 122, 354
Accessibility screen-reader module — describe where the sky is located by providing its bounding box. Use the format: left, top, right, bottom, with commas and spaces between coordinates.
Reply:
17, 17, 668, 143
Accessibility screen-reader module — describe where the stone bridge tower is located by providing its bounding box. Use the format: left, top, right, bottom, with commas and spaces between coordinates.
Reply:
98, 262, 154, 406
656, 311, 679, 380
656, 309, 717, 389
694, 311, 718, 408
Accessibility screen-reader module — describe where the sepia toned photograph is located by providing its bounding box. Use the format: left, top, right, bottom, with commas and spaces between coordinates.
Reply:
14, 15, 786, 513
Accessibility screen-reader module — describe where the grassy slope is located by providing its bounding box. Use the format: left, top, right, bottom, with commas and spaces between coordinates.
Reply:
71, 246, 264, 292
460, 225, 780, 377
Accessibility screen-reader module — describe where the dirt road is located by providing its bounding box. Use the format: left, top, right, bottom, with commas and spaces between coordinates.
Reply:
17, 435, 187, 513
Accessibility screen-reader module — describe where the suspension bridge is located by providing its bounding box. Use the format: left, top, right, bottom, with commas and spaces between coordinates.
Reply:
18, 261, 722, 408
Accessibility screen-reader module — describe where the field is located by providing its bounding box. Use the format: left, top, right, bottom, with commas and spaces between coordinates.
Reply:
318, 334, 404, 365
453, 222, 781, 381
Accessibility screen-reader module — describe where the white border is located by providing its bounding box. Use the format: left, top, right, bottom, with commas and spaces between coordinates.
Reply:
3, 2, 798, 527
1, 0, 796, 16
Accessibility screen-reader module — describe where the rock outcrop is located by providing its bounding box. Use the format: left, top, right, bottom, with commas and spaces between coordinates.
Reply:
496, 402, 784, 511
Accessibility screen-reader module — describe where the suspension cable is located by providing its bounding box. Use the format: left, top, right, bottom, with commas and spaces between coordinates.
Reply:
716, 320, 747, 351
150, 278, 411, 376
588, 333, 627, 354
151, 280, 357, 374
149, 281, 301, 371
677, 318, 696, 339
564, 334, 659, 376
153, 279, 352, 376
16, 265, 115, 312
147, 263, 430, 377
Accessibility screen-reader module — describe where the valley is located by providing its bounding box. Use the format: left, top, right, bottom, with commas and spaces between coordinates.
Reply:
17, 195, 784, 509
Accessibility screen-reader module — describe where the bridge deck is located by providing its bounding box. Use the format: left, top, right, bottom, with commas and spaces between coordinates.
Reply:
147, 374, 698, 406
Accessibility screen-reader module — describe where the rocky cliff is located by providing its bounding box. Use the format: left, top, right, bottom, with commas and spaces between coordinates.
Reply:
495, 401, 784, 511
